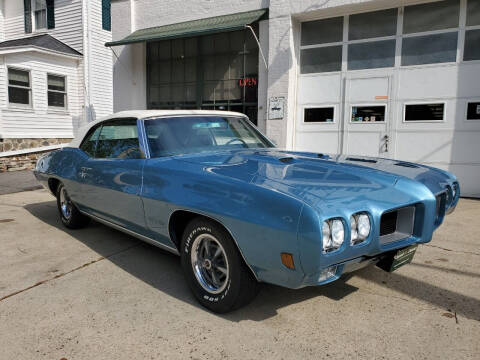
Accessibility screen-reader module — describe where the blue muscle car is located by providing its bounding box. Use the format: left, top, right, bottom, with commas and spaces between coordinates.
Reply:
34, 110, 459, 313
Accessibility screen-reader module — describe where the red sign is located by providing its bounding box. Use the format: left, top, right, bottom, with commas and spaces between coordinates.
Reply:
239, 77, 258, 87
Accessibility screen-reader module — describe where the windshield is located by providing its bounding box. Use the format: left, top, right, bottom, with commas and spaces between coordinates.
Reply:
144, 116, 275, 158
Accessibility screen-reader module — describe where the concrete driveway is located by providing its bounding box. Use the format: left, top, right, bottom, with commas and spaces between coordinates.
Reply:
0, 189, 479, 359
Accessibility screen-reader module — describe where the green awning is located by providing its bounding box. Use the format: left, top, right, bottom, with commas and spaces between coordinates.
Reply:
105, 9, 267, 47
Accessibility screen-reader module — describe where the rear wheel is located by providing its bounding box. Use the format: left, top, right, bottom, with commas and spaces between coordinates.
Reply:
181, 218, 259, 313
56, 183, 90, 229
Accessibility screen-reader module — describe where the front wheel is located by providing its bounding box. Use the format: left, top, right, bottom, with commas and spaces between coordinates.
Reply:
181, 218, 259, 313
56, 183, 90, 229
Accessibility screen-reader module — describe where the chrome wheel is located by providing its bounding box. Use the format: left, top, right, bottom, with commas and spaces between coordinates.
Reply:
59, 187, 72, 220
191, 234, 229, 294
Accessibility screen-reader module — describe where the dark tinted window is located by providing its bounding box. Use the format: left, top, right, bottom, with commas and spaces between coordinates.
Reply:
300, 46, 342, 74
405, 104, 445, 121
464, 29, 480, 61
467, 102, 480, 120
304, 107, 335, 123
401, 32, 458, 66
348, 9, 397, 40
95, 119, 141, 159
79, 126, 101, 157
301, 17, 344, 45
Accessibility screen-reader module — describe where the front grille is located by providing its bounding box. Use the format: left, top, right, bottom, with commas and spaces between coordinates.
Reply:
380, 211, 398, 236
379, 206, 416, 244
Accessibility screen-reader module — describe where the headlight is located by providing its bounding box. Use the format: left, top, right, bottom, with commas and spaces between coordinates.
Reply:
350, 212, 371, 245
322, 219, 344, 252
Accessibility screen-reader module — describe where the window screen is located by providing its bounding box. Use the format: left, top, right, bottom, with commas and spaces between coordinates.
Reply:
401, 32, 458, 66
300, 46, 342, 74
467, 102, 480, 120
348, 9, 397, 40
351, 106, 386, 122
403, 0, 460, 34
47, 74, 66, 108
348, 40, 395, 70
464, 29, 480, 61
467, 0, 480, 26
405, 104, 445, 121
304, 107, 335, 123
301, 17, 344, 46
95, 119, 141, 159
8, 68, 31, 105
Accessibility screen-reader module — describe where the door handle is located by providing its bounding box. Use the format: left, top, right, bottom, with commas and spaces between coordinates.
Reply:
382, 135, 389, 153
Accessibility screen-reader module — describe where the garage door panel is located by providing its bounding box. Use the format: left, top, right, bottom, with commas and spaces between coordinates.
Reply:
348, 77, 389, 103
398, 67, 458, 99
295, 132, 339, 154
297, 74, 341, 104
457, 65, 480, 98
446, 165, 480, 197
395, 132, 453, 163
345, 132, 382, 156
450, 132, 480, 163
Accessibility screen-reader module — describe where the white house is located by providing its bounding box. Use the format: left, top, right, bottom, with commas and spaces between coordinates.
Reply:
109, 0, 480, 197
0, 0, 113, 158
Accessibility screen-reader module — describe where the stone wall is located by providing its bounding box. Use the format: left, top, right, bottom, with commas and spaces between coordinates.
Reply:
0, 138, 72, 172
0, 138, 72, 153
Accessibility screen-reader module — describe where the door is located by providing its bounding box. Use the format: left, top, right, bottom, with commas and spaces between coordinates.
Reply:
342, 76, 392, 157
78, 118, 146, 231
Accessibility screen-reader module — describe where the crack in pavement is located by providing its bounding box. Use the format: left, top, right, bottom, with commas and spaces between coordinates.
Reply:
425, 244, 480, 256
0, 243, 140, 303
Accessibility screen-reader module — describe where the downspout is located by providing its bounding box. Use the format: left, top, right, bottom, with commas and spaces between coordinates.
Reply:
82, 0, 93, 123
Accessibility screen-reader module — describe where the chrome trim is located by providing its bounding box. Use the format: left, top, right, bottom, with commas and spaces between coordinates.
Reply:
167, 208, 260, 281
79, 210, 180, 255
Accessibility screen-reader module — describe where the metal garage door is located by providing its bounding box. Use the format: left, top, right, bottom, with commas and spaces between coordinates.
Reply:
295, 0, 480, 197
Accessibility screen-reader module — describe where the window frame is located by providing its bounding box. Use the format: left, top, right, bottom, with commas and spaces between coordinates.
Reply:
349, 104, 387, 124
302, 105, 337, 124
298, 0, 477, 74
402, 101, 447, 123
47, 73, 68, 110
32, 0, 47, 32
7, 66, 32, 108
79, 118, 143, 160
465, 99, 480, 121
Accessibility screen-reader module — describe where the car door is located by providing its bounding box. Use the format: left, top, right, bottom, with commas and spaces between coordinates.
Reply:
78, 118, 146, 232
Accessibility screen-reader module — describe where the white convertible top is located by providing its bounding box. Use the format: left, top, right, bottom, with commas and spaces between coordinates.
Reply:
69, 110, 247, 148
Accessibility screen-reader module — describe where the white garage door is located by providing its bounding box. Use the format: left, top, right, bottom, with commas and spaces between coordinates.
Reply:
295, 0, 480, 197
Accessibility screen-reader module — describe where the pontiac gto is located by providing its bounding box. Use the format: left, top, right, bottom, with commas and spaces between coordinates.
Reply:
34, 110, 459, 313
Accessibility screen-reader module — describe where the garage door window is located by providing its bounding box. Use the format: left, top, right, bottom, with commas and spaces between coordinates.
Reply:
467, 0, 480, 26
467, 102, 480, 120
348, 40, 396, 70
404, 104, 445, 122
348, 9, 397, 40
401, 32, 458, 66
301, 46, 342, 73
301, 17, 343, 46
351, 106, 386, 122
304, 107, 335, 123
403, 0, 459, 34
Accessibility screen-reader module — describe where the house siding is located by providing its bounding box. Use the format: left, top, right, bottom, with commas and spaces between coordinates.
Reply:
4, 0, 83, 53
0, 52, 82, 138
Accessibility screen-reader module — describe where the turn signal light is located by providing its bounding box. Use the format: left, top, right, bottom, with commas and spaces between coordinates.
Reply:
281, 253, 295, 269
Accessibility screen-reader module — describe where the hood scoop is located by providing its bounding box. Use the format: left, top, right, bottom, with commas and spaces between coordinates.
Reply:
279, 157, 295, 163
346, 157, 377, 164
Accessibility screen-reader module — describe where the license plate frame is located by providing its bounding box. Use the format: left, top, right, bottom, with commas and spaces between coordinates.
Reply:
376, 244, 418, 273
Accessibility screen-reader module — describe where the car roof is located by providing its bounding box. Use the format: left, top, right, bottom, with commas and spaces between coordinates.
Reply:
69, 110, 248, 148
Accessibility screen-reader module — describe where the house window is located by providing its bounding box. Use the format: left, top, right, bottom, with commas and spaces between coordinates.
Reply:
304, 107, 335, 123
404, 103, 445, 122
8, 68, 31, 106
47, 74, 67, 108
33, 0, 47, 31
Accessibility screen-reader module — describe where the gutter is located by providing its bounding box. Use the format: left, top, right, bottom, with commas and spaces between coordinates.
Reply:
0, 144, 68, 158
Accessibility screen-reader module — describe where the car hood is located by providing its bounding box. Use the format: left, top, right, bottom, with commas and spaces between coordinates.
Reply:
177, 149, 455, 206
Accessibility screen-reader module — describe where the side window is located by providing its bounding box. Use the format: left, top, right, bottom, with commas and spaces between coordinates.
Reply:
95, 119, 141, 159
79, 125, 102, 157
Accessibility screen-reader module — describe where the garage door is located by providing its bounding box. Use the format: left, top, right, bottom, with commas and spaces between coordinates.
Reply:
295, 0, 480, 197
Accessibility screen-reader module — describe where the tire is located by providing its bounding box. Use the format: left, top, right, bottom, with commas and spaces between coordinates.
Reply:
181, 218, 260, 313
56, 183, 90, 229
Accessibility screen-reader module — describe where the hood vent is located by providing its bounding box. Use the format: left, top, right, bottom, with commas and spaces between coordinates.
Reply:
279, 157, 294, 163
394, 162, 419, 168
346, 157, 377, 164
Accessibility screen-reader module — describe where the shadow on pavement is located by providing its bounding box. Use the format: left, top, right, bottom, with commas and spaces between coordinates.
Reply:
24, 200, 359, 321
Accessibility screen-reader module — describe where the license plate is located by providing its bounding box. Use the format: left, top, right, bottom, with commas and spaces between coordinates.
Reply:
376, 244, 418, 272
